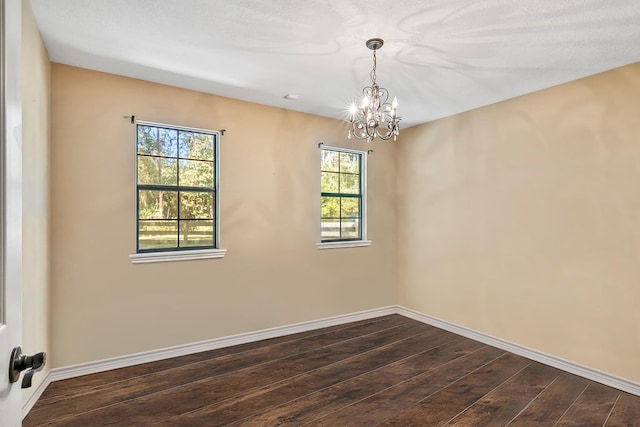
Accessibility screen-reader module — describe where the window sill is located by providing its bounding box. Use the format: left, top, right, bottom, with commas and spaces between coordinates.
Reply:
316, 240, 372, 250
130, 248, 227, 264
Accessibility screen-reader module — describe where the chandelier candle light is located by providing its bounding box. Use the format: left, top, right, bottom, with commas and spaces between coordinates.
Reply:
348, 38, 400, 142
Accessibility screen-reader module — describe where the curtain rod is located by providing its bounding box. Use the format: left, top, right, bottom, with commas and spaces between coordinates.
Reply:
123, 115, 226, 136
318, 142, 372, 154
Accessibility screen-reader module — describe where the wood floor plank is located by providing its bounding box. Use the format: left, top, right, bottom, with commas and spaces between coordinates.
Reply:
312, 345, 506, 427
40, 321, 431, 426
605, 392, 640, 427
161, 333, 473, 426
445, 362, 560, 426
37, 314, 406, 402
506, 372, 589, 426
554, 382, 620, 426
376, 352, 531, 426
151, 329, 464, 426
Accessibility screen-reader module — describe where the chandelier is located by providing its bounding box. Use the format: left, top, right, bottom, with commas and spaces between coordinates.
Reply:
348, 38, 400, 142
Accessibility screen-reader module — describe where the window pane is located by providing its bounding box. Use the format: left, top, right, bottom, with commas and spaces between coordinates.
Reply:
340, 173, 360, 194
139, 220, 178, 250
341, 197, 360, 218
341, 218, 360, 239
321, 219, 341, 240
139, 190, 178, 219
179, 159, 214, 187
321, 150, 339, 172
137, 125, 158, 155
179, 220, 214, 247
158, 128, 179, 157
179, 131, 214, 161
137, 126, 177, 157
137, 156, 177, 186
321, 196, 340, 218
340, 152, 360, 174
321, 172, 339, 193
180, 192, 214, 219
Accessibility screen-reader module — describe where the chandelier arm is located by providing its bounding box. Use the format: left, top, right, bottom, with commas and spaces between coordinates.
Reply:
375, 127, 392, 140
378, 87, 389, 106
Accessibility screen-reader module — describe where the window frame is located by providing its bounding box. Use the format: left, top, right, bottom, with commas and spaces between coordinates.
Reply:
317, 145, 371, 249
130, 120, 226, 262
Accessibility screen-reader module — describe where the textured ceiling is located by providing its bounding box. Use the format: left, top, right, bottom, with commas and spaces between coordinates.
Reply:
30, 0, 640, 127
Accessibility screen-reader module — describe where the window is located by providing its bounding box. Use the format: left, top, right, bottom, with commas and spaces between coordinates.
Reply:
319, 146, 370, 248
135, 122, 220, 254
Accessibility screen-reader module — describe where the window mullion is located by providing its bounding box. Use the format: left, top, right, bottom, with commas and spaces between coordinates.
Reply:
176, 133, 181, 248
321, 192, 359, 198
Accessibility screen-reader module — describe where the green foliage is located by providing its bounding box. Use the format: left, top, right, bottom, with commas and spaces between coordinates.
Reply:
139, 190, 177, 219
339, 152, 359, 173
180, 192, 213, 219
321, 150, 340, 172
321, 196, 339, 218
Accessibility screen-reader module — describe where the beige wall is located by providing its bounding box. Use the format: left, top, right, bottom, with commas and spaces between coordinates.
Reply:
398, 62, 640, 382
21, 0, 51, 399
50, 65, 397, 367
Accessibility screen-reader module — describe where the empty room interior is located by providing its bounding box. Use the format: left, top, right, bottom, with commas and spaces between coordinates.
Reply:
4, 0, 640, 425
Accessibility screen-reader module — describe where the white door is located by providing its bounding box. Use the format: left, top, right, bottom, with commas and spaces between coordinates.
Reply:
0, 0, 24, 425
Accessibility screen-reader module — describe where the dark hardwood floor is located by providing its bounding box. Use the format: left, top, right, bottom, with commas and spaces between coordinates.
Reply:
24, 315, 640, 426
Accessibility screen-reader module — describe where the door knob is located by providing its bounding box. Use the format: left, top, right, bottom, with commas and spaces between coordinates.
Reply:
9, 346, 46, 388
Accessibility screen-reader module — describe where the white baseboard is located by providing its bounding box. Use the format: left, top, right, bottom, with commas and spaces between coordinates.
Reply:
396, 305, 640, 397
44, 304, 640, 403
49, 306, 396, 382
22, 370, 52, 419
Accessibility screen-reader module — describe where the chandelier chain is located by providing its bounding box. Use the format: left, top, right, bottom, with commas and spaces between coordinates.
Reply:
370, 49, 377, 85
